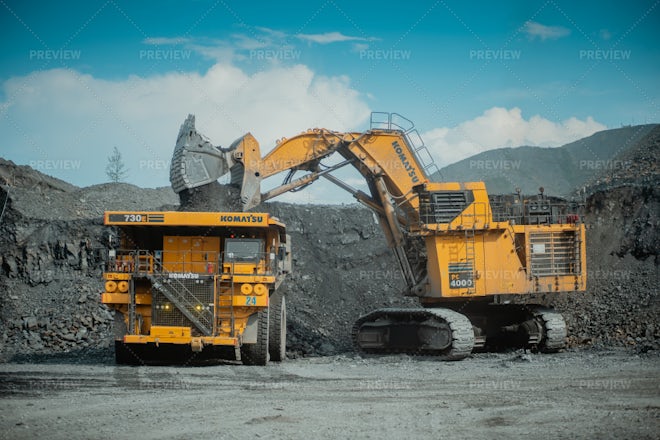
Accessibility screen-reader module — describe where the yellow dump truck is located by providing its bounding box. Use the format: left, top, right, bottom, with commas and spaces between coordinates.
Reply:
101, 211, 291, 365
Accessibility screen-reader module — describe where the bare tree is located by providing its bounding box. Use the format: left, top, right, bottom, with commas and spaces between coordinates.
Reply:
105, 147, 128, 183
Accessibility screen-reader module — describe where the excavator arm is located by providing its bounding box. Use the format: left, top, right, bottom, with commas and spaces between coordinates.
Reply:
170, 113, 440, 296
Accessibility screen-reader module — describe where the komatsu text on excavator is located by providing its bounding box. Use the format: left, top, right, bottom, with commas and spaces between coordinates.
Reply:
165, 112, 586, 361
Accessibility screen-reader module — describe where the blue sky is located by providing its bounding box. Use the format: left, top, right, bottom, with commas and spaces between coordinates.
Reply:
1, 0, 658, 203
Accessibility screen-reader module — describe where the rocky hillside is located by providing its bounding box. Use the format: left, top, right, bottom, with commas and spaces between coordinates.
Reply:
435, 124, 657, 195
0, 159, 179, 362
525, 125, 659, 349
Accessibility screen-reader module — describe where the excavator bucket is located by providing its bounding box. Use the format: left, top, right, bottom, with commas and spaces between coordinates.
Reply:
170, 114, 263, 211
169, 114, 235, 194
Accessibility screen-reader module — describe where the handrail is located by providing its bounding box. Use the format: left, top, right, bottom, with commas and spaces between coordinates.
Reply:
369, 111, 440, 181
106, 249, 280, 277
417, 200, 583, 228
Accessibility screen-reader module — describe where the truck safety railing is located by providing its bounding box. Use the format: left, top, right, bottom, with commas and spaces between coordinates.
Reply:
106, 249, 282, 276
220, 251, 280, 277
106, 249, 219, 275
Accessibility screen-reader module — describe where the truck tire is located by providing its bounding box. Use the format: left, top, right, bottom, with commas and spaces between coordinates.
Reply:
241, 307, 269, 366
269, 293, 286, 362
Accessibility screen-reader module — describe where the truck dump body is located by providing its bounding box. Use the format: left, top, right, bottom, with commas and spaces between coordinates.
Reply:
102, 211, 291, 365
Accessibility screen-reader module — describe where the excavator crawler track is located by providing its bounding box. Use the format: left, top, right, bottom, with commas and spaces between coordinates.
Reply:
352, 308, 475, 361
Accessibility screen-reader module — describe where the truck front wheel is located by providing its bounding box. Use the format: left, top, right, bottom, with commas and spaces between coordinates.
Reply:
241, 307, 269, 366
269, 293, 286, 362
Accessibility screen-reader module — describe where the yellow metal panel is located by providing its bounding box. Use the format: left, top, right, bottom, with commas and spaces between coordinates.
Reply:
101, 293, 152, 305
346, 131, 427, 200
203, 336, 239, 346
231, 295, 268, 307
222, 262, 259, 274
203, 237, 220, 252
150, 326, 191, 338
105, 211, 272, 227
123, 335, 150, 344
163, 236, 177, 251
220, 274, 276, 283
424, 220, 587, 300
163, 236, 182, 272
122, 335, 239, 346
425, 182, 462, 191
103, 272, 131, 280
164, 235, 221, 273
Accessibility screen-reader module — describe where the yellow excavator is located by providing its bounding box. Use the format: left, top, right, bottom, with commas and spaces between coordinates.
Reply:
171, 112, 586, 360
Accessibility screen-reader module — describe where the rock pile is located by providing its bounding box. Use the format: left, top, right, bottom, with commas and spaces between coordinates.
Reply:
536, 127, 659, 352
0, 160, 178, 362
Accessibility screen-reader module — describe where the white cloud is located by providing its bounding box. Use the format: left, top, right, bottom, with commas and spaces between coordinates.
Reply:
422, 107, 606, 167
296, 32, 370, 44
522, 21, 571, 41
0, 63, 371, 196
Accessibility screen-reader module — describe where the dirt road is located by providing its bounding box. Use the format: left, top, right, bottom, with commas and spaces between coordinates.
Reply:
0, 349, 658, 440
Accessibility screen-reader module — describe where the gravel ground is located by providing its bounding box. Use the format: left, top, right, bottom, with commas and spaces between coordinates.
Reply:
0, 349, 658, 440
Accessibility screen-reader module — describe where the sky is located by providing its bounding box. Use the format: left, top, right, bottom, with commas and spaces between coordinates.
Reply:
0, 0, 658, 204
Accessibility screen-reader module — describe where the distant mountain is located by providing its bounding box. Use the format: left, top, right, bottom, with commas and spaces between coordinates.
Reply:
431, 124, 658, 196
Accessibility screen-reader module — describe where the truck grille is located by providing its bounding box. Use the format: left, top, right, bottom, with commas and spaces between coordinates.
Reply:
152, 278, 214, 335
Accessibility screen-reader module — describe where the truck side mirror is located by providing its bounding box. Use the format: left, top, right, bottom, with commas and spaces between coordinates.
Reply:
277, 245, 286, 260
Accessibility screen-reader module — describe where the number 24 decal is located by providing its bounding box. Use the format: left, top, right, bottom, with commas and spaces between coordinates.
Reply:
245, 296, 257, 305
